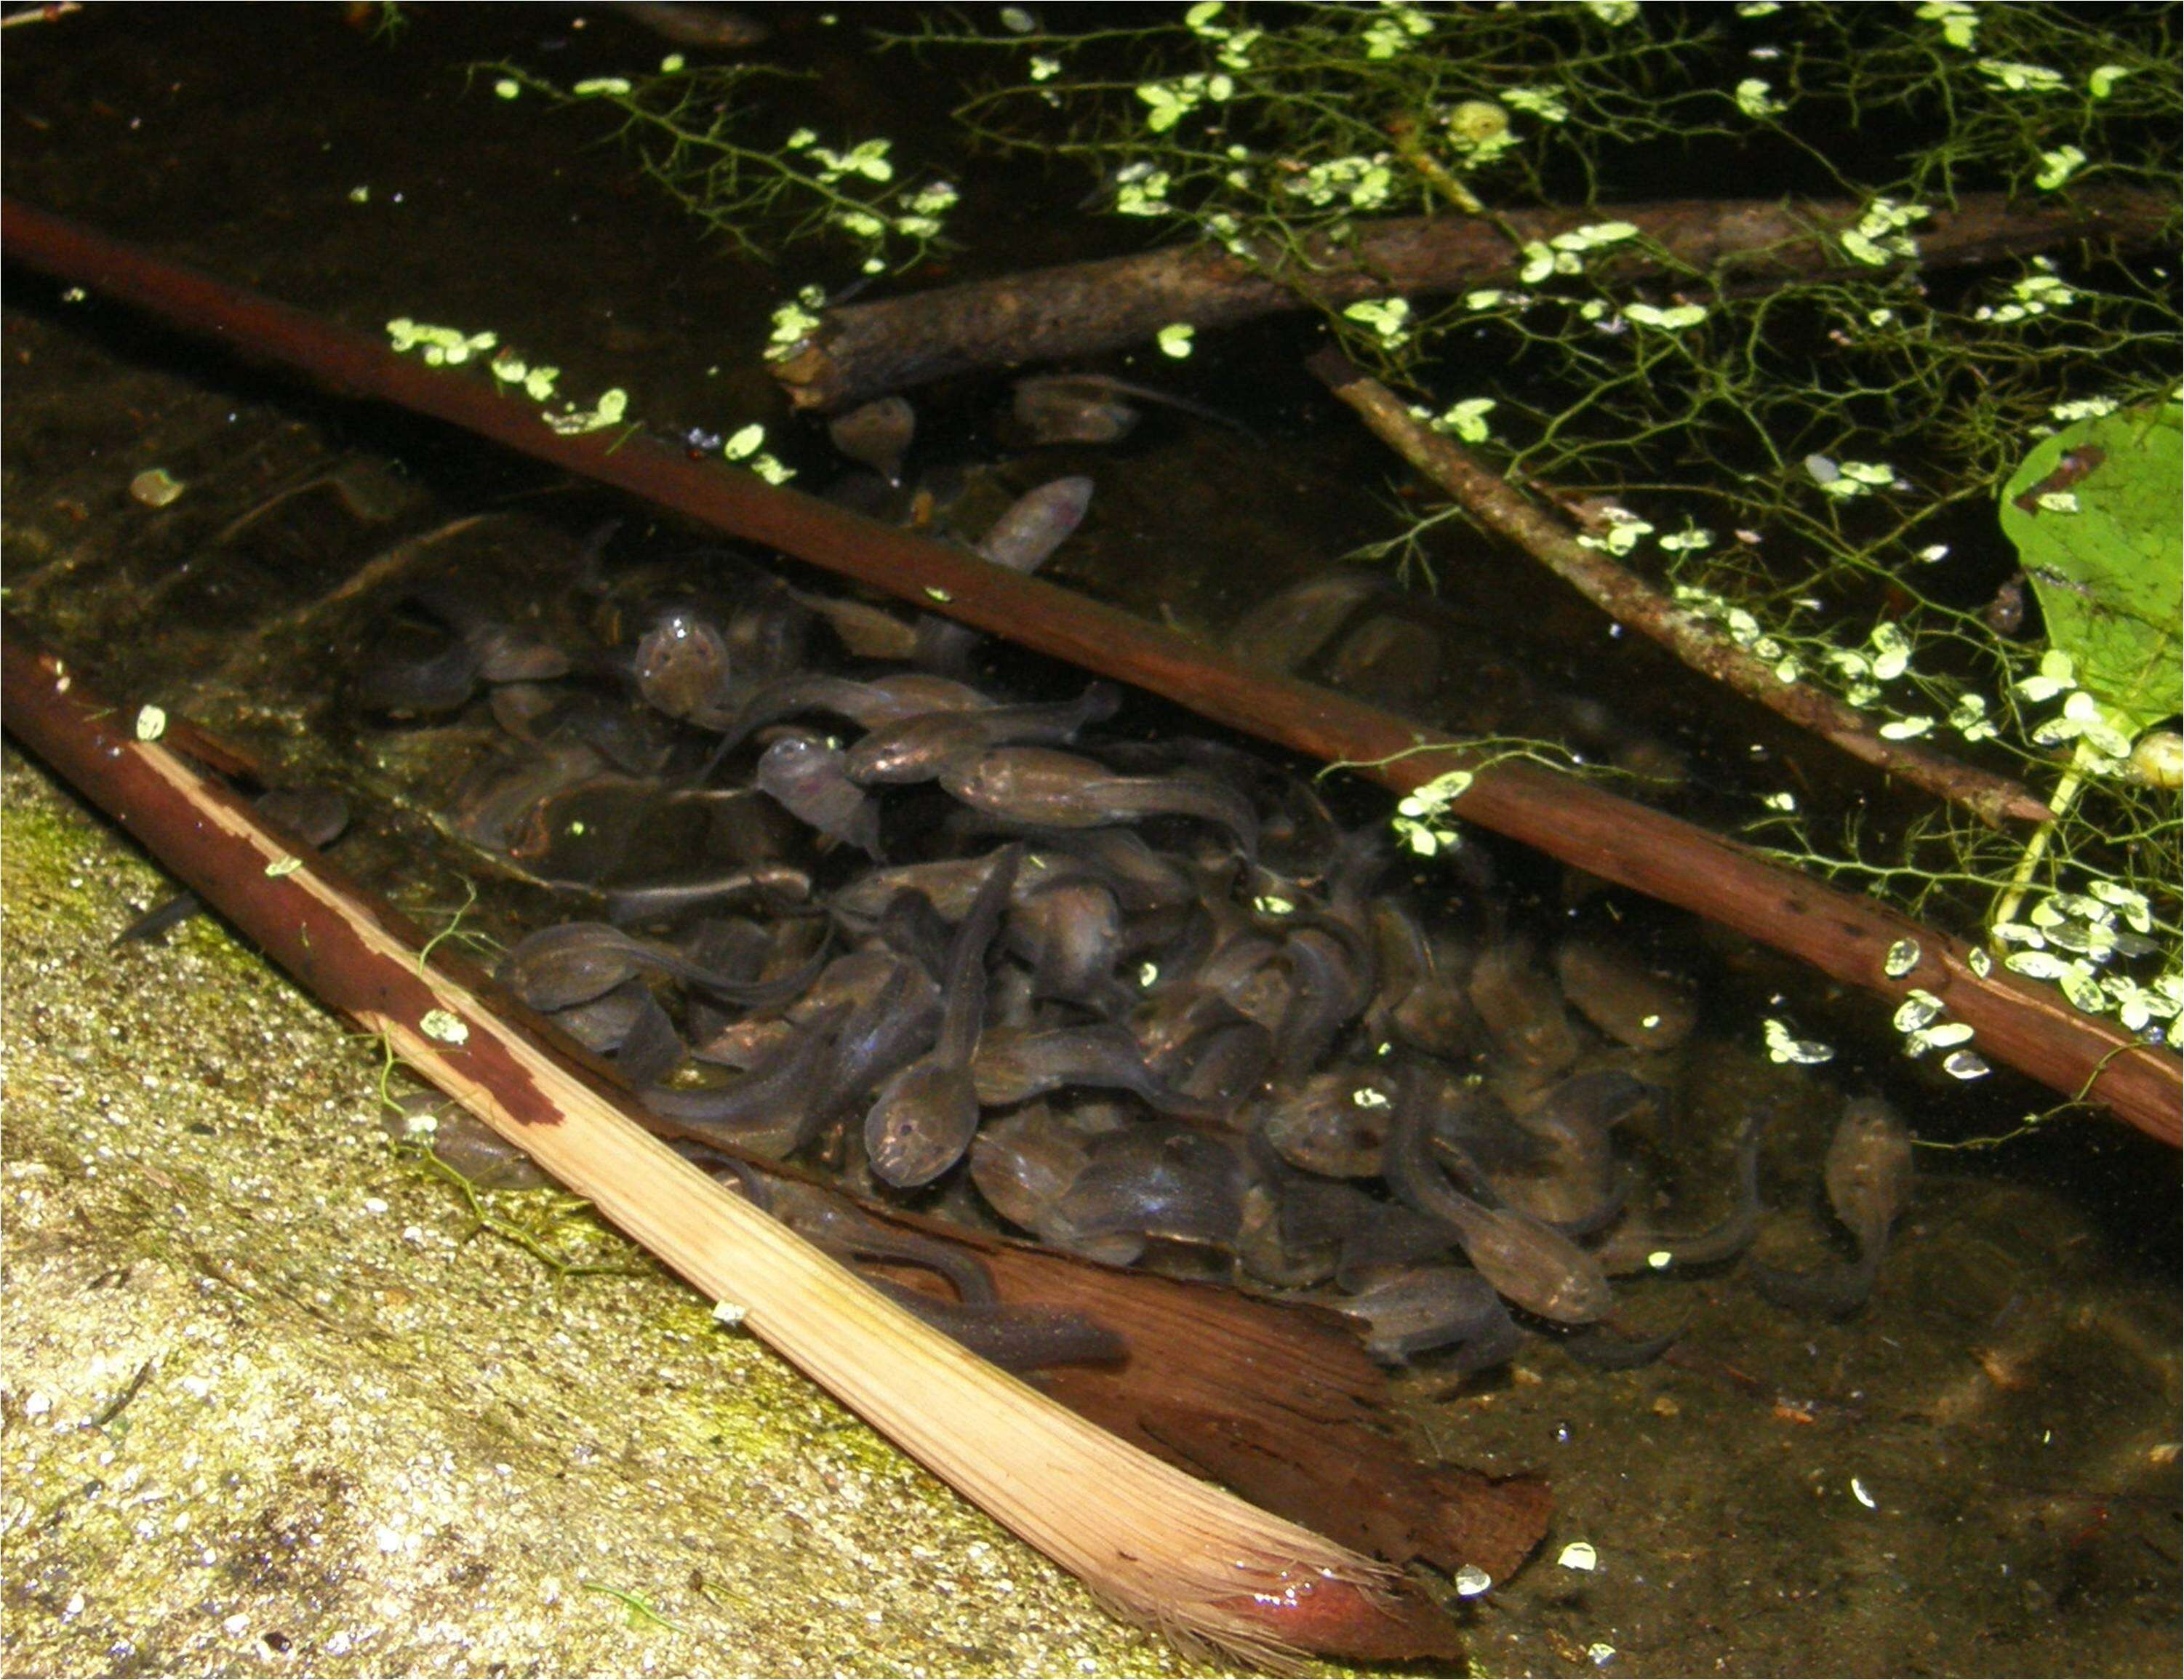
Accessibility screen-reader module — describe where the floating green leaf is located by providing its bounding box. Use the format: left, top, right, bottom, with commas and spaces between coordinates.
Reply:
1999, 401, 2183, 729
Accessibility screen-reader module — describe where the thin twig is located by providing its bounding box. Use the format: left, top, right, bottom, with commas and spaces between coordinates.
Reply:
1308, 347, 2056, 830
767, 187, 2175, 410
0, 3, 82, 29
201, 513, 492, 695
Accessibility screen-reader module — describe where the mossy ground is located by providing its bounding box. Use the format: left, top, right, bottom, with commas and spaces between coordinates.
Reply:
1, 747, 1191, 1677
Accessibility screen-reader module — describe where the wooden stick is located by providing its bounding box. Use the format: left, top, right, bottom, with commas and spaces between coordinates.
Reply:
767, 188, 2175, 411
12, 611, 1551, 1601
2, 196, 2169, 1143
1307, 348, 2055, 830
0, 615, 1463, 1667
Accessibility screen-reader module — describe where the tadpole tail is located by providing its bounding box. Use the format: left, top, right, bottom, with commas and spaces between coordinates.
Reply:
864, 1277, 1128, 1372
663, 938, 835, 1009
1110, 777, 1260, 870
1748, 1245, 1880, 1319
113, 889, 204, 946
1556, 1317, 1682, 1370
638, 1001, 852, 1151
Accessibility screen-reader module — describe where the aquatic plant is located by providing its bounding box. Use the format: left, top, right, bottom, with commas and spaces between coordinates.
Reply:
473, 1, 2177, 1095
900, 1, 2181, 1084
484, 58, 961, 279
383, 313, 798, 481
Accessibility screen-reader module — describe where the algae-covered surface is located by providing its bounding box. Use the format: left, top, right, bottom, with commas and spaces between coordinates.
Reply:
0, 746, 1189, 1678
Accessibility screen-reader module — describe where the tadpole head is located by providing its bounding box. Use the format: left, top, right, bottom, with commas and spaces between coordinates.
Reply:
633, 604, 732, 721
863, 1062, 980, 1188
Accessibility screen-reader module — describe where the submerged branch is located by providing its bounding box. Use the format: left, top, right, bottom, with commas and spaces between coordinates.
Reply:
769, 186, 2175, 411
3, 195, 2170, 1144
1308, 347, 2057, 830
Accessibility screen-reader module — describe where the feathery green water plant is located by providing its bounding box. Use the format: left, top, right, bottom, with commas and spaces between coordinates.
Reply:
906, 1, 2179, 1071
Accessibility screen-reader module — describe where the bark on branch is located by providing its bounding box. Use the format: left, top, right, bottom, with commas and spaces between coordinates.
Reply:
770, 187, 2176, 411
1308, 347, 2057, 830
4, 196, 2170, 1145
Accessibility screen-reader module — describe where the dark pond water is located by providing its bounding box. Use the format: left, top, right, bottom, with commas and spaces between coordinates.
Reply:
4, 6, 2177, 1676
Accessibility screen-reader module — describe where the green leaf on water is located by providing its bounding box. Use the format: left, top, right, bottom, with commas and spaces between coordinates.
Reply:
1999, 401, 2183, 730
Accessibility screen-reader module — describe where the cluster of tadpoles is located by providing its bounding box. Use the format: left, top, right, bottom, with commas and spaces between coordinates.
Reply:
321, 415, 1917, 1379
